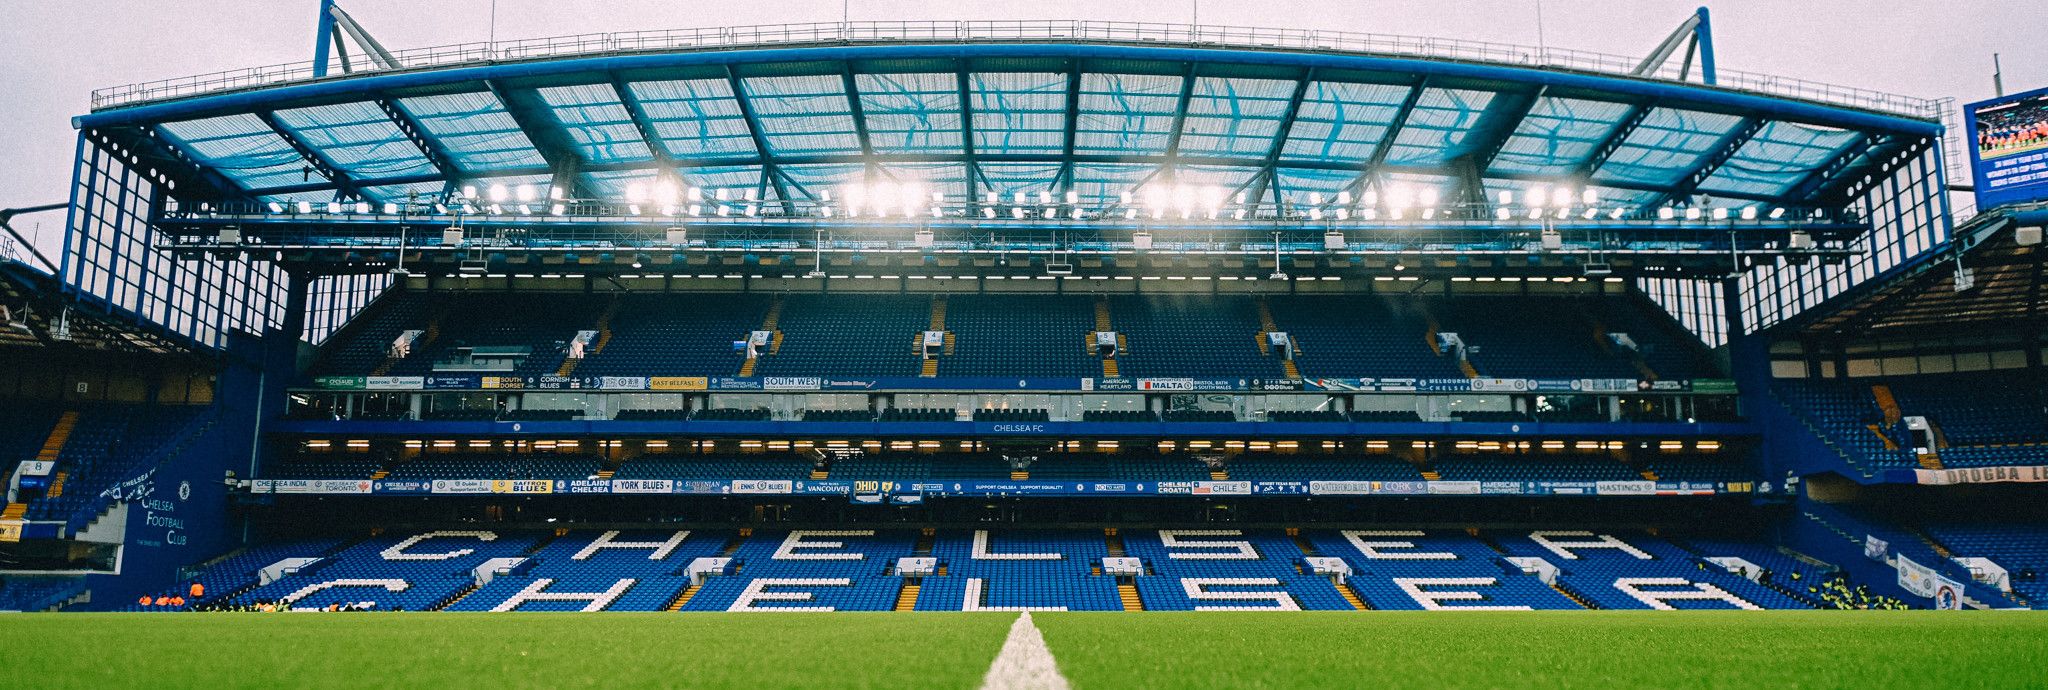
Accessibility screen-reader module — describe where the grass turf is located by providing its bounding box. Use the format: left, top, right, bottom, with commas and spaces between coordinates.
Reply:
2, 611, 2045, 688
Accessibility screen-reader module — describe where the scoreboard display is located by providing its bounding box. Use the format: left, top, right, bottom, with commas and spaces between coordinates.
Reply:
1965, 86, 2048, 209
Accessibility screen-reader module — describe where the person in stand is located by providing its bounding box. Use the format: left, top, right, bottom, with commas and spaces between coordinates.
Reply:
189, 582, 205, 600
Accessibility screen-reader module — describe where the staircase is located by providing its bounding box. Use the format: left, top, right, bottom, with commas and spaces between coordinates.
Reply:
665, 584, 702, 611
921, 359, 939, 377
894, 581, 922, 611
1117, 581, 1144, 611
1254, 298, 1278, 355
374, 308, 446, 376
1101, 358, 1119, 378
1871, 384, 1902, 425
1335, 582, 1371, 610
810, 468, 830, 480
738, 297, 784, 377
1105, 528, 1126, 556
556, 296, 620, 377
428, 583, 480, 611
36, 411, 77, 462
46, 471, 68, 498
1, 503, 26, 521
1550, 582, 1597, 609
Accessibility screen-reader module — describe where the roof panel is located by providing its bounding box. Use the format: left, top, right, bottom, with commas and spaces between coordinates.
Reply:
272, 101, 437, 180
969, 72, 1067, 155
741, 75, 861, 156
396, 92, 549, 171
1279, 81, 1410, 163
1075, 73, 1183, 156
875, 161, 970, 202
626, 78, 759, 159
536, 84, 654, 165
1176, 76, 1297, 158
1698, 121, 1862, 198
856, 72, 963, 155
1592, 107, 1744, 188
1486, 96, 1633, 177
1072, 163, 1156, 208
1275, 167, 1358, 204
778, 163, 865, 200
978, 163, 1063, 199
157, 114, 319, 191
1384, 87, 1497, 166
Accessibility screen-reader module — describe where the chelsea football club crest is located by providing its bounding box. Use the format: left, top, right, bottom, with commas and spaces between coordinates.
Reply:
178, 481, 192, 502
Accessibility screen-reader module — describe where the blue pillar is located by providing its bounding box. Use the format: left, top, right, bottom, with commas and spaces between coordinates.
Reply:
312, 0, 338, 78
1694, 7, 1718, 86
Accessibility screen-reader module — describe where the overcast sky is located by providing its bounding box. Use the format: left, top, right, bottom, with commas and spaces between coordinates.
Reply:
0, 0, 2039, 258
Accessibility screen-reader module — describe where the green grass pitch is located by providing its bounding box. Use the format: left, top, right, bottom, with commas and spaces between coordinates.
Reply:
2, 611, 2044, 689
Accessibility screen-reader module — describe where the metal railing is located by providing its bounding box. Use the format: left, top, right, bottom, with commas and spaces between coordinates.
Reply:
91, 20, 1941, 119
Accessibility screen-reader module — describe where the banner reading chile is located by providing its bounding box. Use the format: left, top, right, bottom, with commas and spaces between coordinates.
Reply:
1965, 85, 2048, 209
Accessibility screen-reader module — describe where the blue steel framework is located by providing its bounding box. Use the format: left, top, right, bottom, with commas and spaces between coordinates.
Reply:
62, 132, 290, 349
66, 27, 1953, 351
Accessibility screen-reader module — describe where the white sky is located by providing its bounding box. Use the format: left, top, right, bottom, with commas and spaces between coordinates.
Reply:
0, 0, 2039, 258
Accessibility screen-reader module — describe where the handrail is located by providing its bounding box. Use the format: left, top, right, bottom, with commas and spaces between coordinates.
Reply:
90, 20, 1940, 120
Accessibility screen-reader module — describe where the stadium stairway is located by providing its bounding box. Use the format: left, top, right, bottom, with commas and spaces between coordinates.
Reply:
556, 295, 620, 377
738, 297, 785, 377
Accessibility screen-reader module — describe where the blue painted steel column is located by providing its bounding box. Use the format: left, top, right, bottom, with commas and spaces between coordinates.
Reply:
312, 0, 338, 78
1694, 7, 1717, 86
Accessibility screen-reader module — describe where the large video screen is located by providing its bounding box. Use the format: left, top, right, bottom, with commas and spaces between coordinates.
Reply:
1966, 86, 2048, 209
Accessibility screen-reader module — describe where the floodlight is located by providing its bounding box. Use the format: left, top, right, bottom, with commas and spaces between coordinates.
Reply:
1684, 207, 1702, 221
1309, 192, 1325, 206
1741, 207, 1758, 220
1712, 207, 1729, 220
1038, 190, 1052, 205
1581, 188, 1599, 205
715, 188, 731, 202
517, 204, 533, 215
1550, 187, 1572, 207
355, 202, 371, 214
549, 204, 564, 217
549, 186, 565, 201
1525, 186, 1546, 206
461, 185, 479, 200
1336, 191, 1352, 205
382, 203, 399, 214
1065, 190, 1079, 204
688, 187, 705, 202
1497, 191, 1514, 206
1418, 187, 1440, 207
488, 184, 510, 202
515, 184, 537, 202
267, 202, 285, 213
1496, 208, 1512, 220
1658, 207, 1676, 220
626, 182, 649, 203
983, 207, 998, 219
1769, 207, 1786, 219
327, 202, 344, 214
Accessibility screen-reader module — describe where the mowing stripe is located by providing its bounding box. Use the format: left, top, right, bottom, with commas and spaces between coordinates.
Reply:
979, 612, 1070, 690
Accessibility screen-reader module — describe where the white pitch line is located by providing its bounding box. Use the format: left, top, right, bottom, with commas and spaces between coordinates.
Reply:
979, 611, 1071, 690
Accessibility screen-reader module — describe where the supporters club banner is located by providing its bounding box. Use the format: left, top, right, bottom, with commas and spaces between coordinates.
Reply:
248, 477, 1737, 497
307, 375, 1719, 394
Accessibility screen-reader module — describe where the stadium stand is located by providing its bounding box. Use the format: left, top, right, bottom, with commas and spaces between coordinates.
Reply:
141, 527, 1848, 612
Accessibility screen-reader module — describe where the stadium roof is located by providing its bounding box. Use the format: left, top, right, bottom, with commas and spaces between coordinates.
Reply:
80, 22, 1941, 215
0, 261, 192, 354
1779, 204, 2048, 338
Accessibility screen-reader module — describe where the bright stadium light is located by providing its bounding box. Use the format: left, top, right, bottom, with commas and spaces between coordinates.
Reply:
688, 187, 705, 202
1581, 188, 1599, 205
1685, 207, 1703, 221
355, 202, 372, 214
1609, 207, 1626, 220
1528, 208, 1544, 220
1550, 187, 1573, 207
626, 182, 649, 203
1336, 191, 1352, 205
382, 203, 399, 214
1497, 191, 1514, 206
1496, 207, 1512, 220
983, 207, 998, 219
461, 185, 479, 200
1741, 206, 1758, 220
549, 186, 565, 201
1309, 192, 1325, 206
1769, 207, 1787, 219
1038, 190, 1053, 205
1386, 183, 1414, 210
267, 202, 285, 213
550, 203, 566, 216
1524, 186, 1546, 206
515, 184, 538, 203
488, 184, 509, 202
715, 188, 731, 202
1712, 207, 1729, 220
517, 204, 533, 215
327, 202, 344, 214
1419, 187, 1440, 207
1065, 190, 1079, 205
1361, 190, 1379, 207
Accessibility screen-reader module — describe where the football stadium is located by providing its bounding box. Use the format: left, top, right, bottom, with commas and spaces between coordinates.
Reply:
3, 2, 2047, 687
